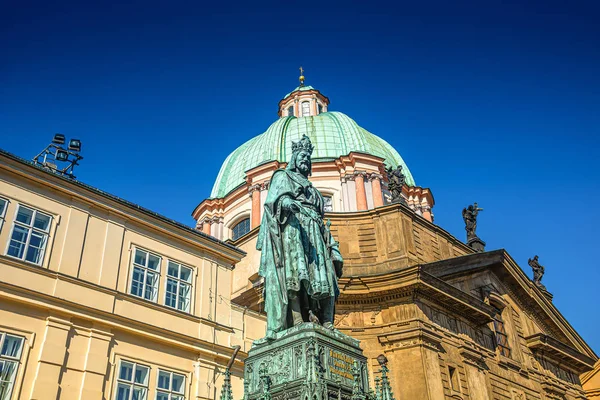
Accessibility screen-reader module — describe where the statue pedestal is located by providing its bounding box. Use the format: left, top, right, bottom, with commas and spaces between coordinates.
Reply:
244, 323, 369, 400
535, 285, 553, 301
467, 237, 486, 252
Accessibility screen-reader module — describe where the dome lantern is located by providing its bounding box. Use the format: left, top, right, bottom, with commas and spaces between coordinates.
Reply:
278, 70, 330, 118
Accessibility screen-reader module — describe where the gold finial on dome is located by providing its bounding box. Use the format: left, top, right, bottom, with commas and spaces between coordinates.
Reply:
299, 66, 305, 86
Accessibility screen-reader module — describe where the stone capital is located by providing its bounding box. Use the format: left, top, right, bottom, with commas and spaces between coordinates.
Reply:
367, 173, 384, 182
248, 184, 262, 195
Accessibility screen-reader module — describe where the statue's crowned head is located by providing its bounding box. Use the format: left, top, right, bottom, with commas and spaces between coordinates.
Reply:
288, 135, 314, 176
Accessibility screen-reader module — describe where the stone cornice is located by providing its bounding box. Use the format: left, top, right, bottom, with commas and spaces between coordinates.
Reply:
526, 333, 596, 374
377, 323, 444, 351
0, 154, 246, 264
0, 278, 248, 367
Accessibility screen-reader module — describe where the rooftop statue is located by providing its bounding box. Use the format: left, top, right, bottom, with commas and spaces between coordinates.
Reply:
528, 255, 546, 290
257, 135, 343, 340
462, 202, 483, 241
386, 165, 407, 205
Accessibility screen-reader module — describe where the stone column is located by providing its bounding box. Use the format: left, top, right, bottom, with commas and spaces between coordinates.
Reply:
422, 205, 433, 222
249, 184, 262, 229
201, 219, 211, 235
354, 172, 368, 211
369, 173, 384, 208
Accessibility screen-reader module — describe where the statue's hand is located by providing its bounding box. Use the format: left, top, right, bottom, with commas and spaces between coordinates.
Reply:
281, 197, 300, 213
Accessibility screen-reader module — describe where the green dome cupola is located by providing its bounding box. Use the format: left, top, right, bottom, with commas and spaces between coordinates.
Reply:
211, 97, 415, 198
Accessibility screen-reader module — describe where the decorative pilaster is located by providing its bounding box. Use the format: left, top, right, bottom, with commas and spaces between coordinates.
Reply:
80, 328, 114, 399
30, 317, 72, 399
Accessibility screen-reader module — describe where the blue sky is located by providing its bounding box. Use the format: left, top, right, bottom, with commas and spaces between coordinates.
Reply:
2, 1, 599, 353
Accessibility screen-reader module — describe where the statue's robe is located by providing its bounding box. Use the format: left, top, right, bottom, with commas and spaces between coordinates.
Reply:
256, 168, 341, 336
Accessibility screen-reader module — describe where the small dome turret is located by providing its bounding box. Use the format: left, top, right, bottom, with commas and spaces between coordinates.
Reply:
278, 69, 330, 117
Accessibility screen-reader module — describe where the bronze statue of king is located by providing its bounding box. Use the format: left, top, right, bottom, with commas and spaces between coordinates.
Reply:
256, 135, 343, 340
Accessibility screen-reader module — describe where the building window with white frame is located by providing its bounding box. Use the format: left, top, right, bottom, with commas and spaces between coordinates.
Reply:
287, 105, 294, 117
301, 101, 310, 117
0, 198, 8, 232
115, 360, 149, 400
6, 204, 52, 265
165, 261, 192, 312
0, 332, 24, 400
130, 248, 161, 302
156, 369, 186, 400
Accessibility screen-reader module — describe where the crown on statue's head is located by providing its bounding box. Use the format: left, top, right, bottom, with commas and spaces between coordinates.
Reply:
291, 135, 314, 155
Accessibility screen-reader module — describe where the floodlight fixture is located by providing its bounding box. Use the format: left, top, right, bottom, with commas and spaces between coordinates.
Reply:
52, 133, 65, 145
55, 149, 69, 162
68, 139, 82, 152
33, 133, 84, 180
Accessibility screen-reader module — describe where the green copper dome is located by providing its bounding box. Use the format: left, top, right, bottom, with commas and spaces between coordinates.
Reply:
210, 111, 415, 198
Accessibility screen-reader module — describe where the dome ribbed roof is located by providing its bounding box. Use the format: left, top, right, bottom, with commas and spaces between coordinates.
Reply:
210, 111, 415, 198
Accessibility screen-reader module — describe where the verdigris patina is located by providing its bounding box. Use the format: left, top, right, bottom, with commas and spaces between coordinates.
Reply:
257, 135, 343, 340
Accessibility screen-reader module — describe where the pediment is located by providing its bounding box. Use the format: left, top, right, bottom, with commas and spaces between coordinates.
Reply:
422, 249, 597, 364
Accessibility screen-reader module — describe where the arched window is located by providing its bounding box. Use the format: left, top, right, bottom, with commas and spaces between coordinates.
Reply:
301, 101, 310, 117
287, 105, 294, 117
231, 218, 250, 240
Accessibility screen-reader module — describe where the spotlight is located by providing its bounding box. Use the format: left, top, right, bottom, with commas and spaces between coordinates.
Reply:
55, 149, 69, 162
52, 133, 65, 145
376, 354, 388, 367
68, 139, 82, 152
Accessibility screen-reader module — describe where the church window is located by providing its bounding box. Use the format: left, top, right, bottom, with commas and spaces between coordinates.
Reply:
323, 195, 333, 212
130, 248, 161, 302
165, 261, 193, 313
493, 314, 511, 357
157, 369, 186, 400
287, 106, 294, 117
6, 204, 52, 265
0, 331, 24, 400
318, 103, 323, 114
115, 360, 149, 400
301, 101, 310, 116
232, 218, 250, 240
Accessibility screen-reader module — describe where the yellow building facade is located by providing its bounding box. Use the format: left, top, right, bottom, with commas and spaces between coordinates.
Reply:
0, 149, 265, 400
